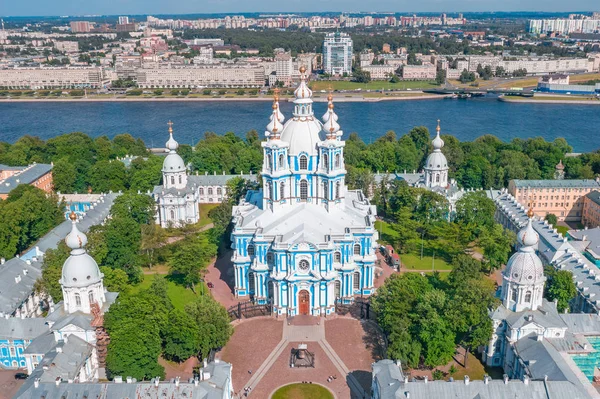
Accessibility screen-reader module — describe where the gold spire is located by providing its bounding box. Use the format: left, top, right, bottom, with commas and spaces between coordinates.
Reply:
167, 120, 173, 134
69, 211, 77, 221
436, 119, 441, 133
273, 87, 280, 102
527, 205, 534, 218
327, 85, 333, 102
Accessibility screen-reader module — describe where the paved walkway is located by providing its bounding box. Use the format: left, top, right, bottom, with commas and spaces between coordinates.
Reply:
239, 318, 366, 399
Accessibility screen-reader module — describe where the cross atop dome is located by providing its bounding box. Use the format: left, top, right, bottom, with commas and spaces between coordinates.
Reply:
165, 120, 179, 152
432, 119, 444, 151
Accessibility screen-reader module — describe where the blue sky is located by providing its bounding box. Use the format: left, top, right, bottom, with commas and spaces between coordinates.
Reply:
1, 0, 598, 17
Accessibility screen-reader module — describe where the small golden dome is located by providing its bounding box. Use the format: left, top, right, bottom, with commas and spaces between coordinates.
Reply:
527, 207, 534, 218
328, 102, 334, 110
69, 211, 77, 221
299, 65, 306, 74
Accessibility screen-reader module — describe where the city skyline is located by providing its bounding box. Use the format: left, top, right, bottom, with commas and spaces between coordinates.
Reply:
1, 0, 599, 17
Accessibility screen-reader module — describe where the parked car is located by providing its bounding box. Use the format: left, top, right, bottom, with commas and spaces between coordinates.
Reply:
15, 372, 28, 380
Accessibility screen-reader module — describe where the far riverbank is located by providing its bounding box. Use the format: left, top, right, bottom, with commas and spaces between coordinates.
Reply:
0, 92, 445, 103
499, 94, 600, 105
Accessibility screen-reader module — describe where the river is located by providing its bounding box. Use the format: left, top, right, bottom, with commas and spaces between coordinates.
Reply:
1, 96, 598, 152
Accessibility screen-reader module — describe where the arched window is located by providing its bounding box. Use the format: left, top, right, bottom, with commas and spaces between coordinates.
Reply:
75, 293, 81, 306
248, 271, 255, 292
178, 175, 182, 184
353, 244, 361, 256
171, 176, 175, 185
336, 181, 341, 199
335, 153, 341, 168
199, 188, 204, 195
300, 180, 308, 201
334, 251, 341, 263
353, 271, 360, 290
525, 291, 532, 303
268, 280, 275, 300
170, 209, 175, 220
323, 153, 329, 170
267, 153, 273, 170
511, 288, 518, 303
299, 155, 308, 170
323, 181, 328, 200
247, 245, 255, 256
436, 174, 440, 183
267, 253, 274, 264
334, 280, 341, 298
217, 187, 222, 195
88, 291, 94, 304
208, 188, 213, 195
280, 181, 285, 200
278, 154, 285, 169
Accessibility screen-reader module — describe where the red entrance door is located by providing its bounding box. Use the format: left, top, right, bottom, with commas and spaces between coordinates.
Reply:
299, 290, 310, 315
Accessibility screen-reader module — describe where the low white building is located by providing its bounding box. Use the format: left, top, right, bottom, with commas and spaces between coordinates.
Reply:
0, 67, 104, 89
362, 65, 396, 80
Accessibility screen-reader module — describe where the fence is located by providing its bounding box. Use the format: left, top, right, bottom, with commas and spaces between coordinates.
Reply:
227, 299, 272, 321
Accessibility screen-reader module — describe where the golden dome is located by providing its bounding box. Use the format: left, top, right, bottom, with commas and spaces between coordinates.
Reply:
299, 65, 306, 74
69, 211, 77, 221
527, 207, 534, 218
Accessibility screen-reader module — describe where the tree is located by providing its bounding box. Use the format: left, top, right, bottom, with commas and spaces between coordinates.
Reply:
37, 242, 70, 301
52, 158, 77, 192
459, 69, 476, 84
435, 69, 446, 85
545, 213, 558, 226
479, 224, 515, 272
162, 309, 202, 362
111, 191, 156, 225
88, 160, 127, 193
353, 68, 371, 83
495, 66, 505, 77
140, 223, 167, 269
99, 266, 130, 293
103, 216, 143, 283
105, 319, 165, 380
169, 234, 217, 291
545, 268, 577, 312
185, 296, 233, 358
455, 191, 497, 231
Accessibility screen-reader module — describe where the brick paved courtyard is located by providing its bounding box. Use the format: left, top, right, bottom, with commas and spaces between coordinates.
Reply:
219, 317, 284, 393
218, 316, 382, 398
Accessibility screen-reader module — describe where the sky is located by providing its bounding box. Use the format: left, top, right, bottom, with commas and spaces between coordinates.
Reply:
1, 0, 598, 17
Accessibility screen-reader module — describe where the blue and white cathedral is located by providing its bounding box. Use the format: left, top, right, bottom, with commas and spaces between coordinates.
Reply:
230, 67, 378, 317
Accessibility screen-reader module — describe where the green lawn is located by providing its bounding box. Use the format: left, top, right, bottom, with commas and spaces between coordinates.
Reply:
130, 274, 205, 310
375, 220, 399, 244
401, 252, 452, 271
310, 80, 438, 91
557, 225, 570, 236
199, 203, 219, 227
271, 383, 334, 399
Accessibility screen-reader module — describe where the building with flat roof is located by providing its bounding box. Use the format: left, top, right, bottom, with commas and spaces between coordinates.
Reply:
70, 21, 91, 33
0, 67, 104, 89
136, 65, 265, 88
323, 32, 353, 75
402, 63, 436, 80
362, 65, 396, 80
582, 191, 600, 228
0, 163, 53, 199
508, 177, 600, 222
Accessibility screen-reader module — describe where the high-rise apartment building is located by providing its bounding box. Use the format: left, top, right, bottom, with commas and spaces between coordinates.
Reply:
323, 32, 353, 75
70, 21, 91, 33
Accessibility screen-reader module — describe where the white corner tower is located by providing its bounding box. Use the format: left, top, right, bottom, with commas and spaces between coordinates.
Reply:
162, 120, 187, 190
501, 208, 545, 312
60, 212, 106, 314
424, 120, 449, 189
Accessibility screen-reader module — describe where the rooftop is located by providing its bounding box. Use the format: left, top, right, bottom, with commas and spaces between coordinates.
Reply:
0, 163, 53, 194
510, 179, 600, 189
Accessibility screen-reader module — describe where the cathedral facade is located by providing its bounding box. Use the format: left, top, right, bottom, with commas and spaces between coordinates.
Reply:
230, 67, 378, 317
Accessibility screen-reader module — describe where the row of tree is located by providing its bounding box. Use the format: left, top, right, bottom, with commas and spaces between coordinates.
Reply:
373, 255, 496, 368
0, 186, 63, 259
104, 276, 233, 380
